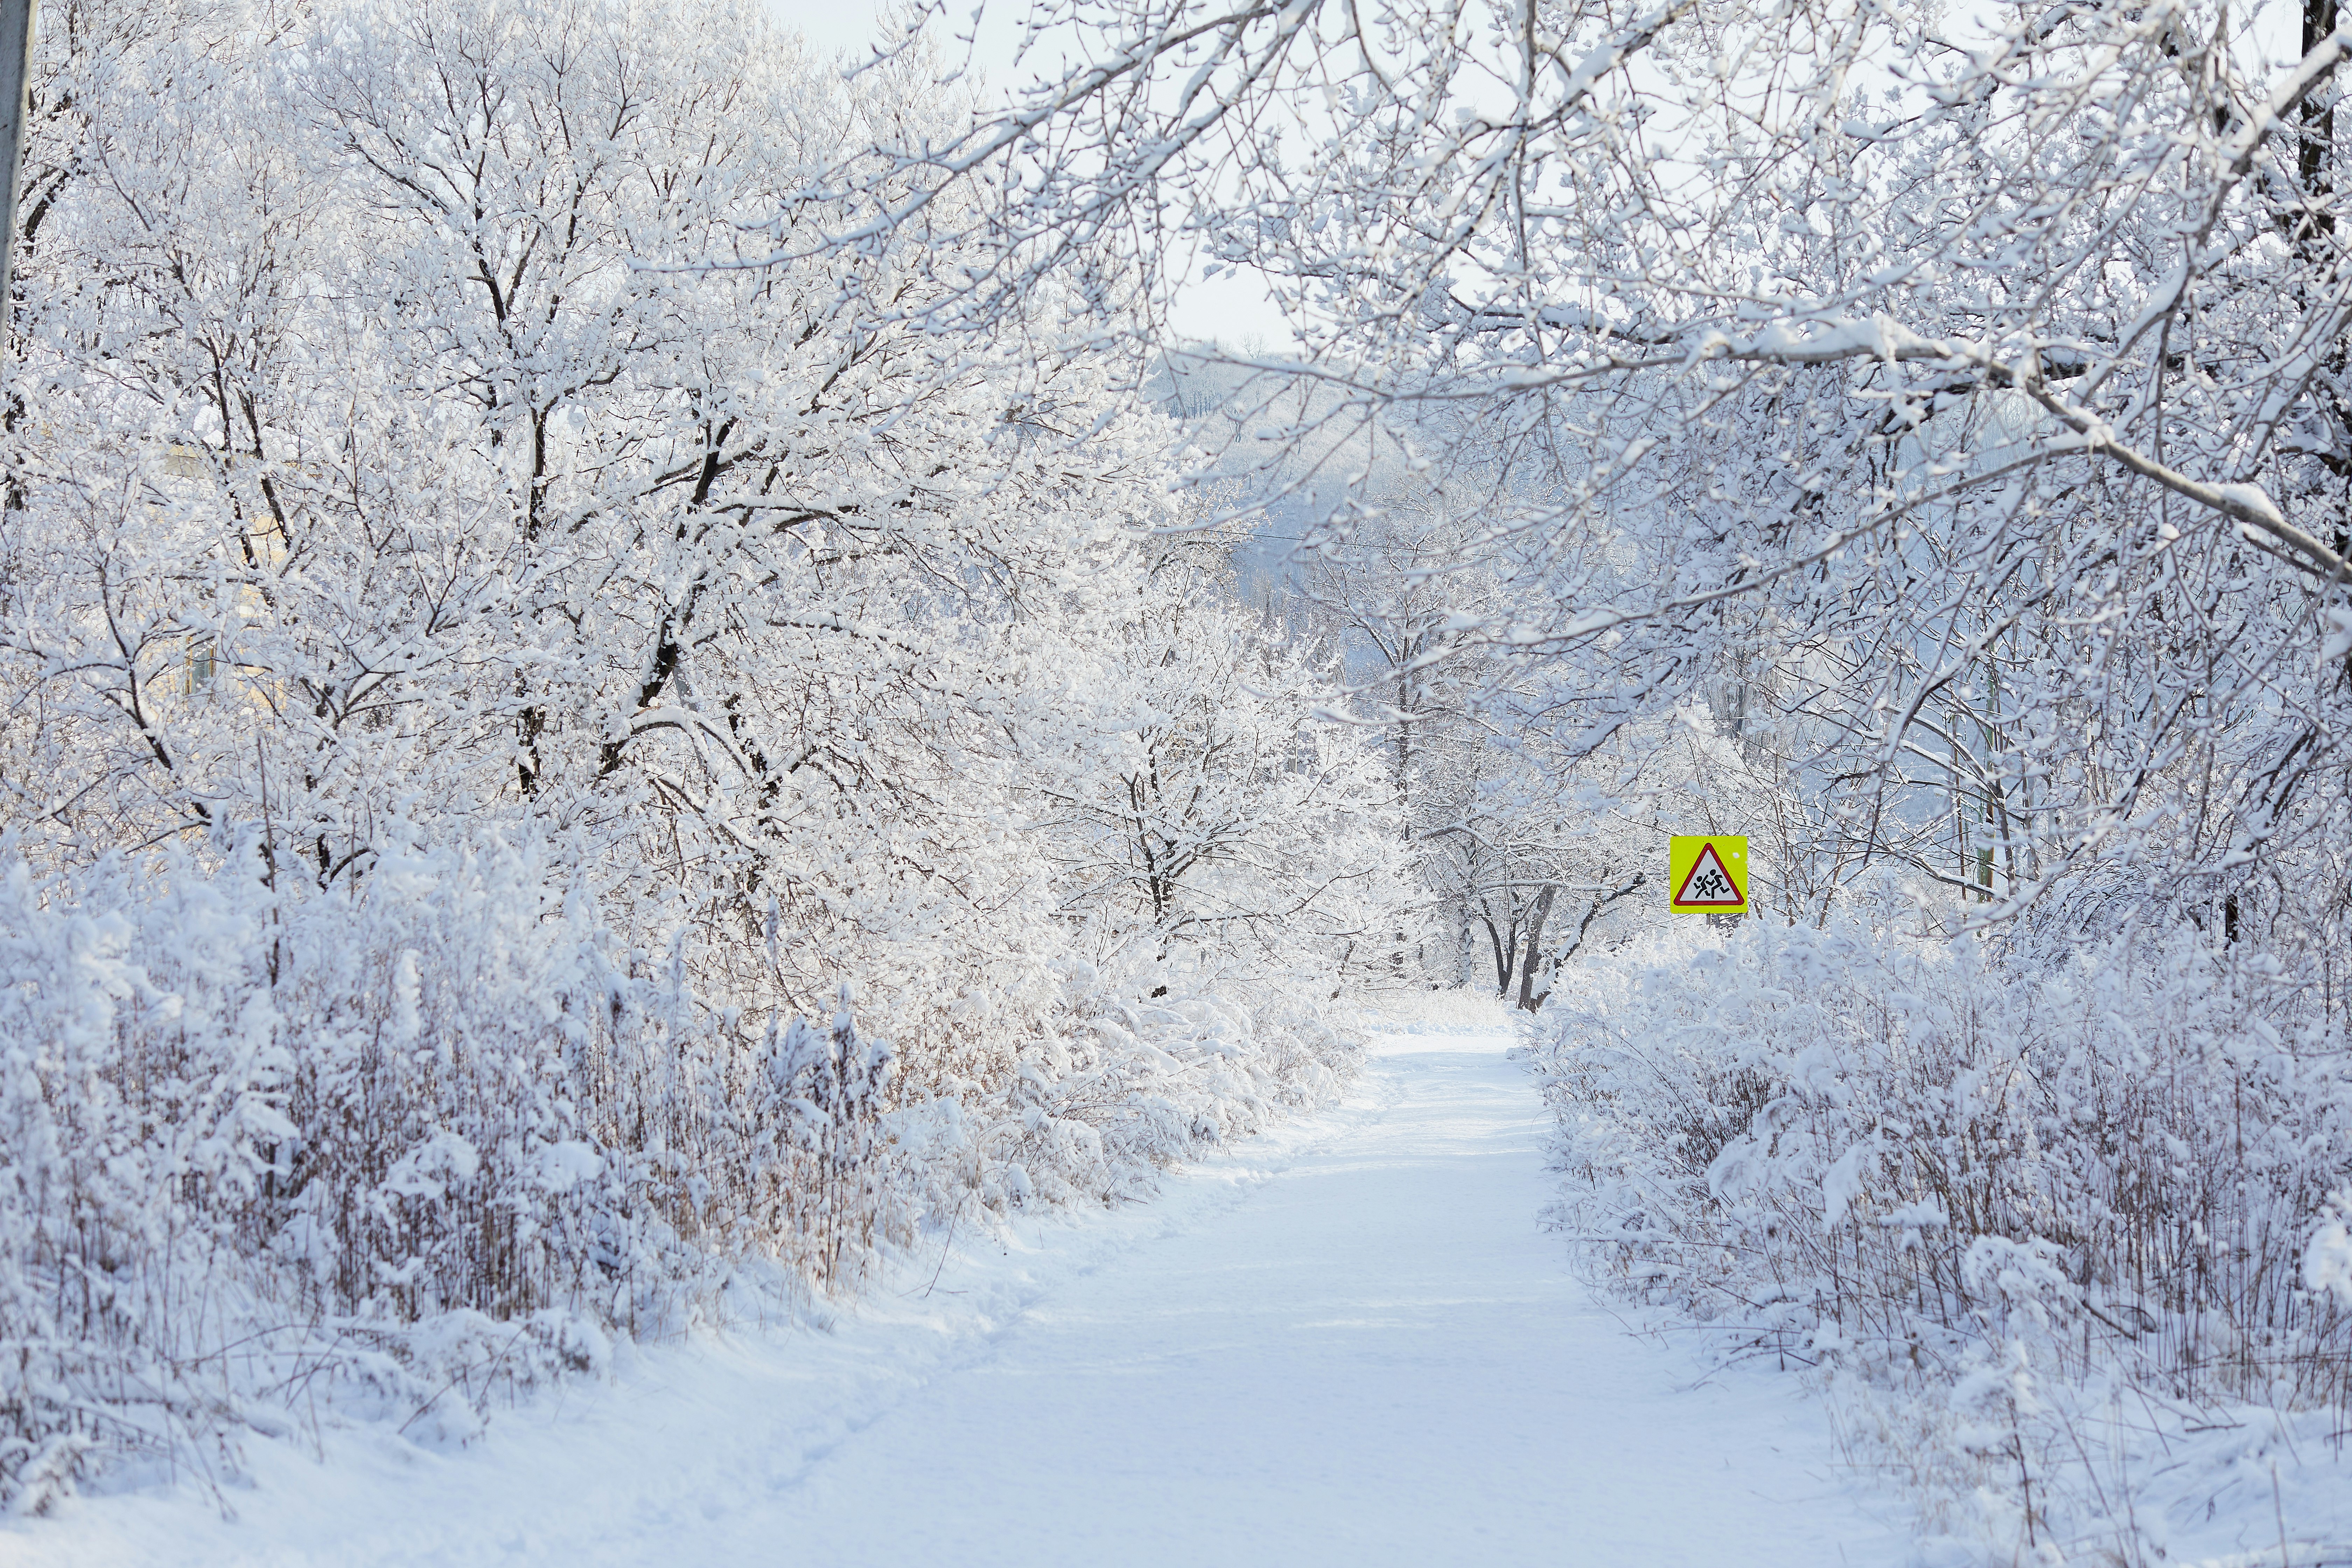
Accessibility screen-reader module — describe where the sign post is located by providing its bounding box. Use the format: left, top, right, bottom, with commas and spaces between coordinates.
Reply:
1669, 836, 1748, 916
0, 1, 30, 335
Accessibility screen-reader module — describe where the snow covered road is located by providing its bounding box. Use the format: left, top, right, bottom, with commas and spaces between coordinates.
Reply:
15, 1024, 1903, 1567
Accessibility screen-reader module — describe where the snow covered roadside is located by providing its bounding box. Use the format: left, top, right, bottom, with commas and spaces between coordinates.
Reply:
1535, 922, 2352, 1568
7, 1021, 1904, 1568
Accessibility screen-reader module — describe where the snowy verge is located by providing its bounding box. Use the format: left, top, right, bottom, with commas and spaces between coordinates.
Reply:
0, 847, 1366, 1512
0, 1062, 1383, 1566
1528, 897, 2352, 1567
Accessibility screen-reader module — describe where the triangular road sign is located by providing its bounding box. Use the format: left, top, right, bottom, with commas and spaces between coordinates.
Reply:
1672, 840, 1745, 909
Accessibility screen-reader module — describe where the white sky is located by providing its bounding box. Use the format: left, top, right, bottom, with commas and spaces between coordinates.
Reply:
768, 0, 1294, 348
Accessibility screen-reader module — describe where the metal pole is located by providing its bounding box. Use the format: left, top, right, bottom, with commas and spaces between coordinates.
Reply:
0, 0, 34, 331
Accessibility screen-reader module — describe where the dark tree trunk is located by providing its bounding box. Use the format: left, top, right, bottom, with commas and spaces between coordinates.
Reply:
1516, 885, 1557, 1013
1481, 903, 1517, 997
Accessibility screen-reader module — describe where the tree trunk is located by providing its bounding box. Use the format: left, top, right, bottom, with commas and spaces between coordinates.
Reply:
1516, 884, 1557, 1013
1480, 903, 1516, 996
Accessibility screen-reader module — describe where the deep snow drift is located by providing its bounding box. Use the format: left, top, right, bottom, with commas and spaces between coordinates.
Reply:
8, 1023, 1901, 1567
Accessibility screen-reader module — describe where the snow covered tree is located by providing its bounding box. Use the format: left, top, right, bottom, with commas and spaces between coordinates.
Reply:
1040, 525, 1422, 994
829, 0, 2352, 952
0, 0, 1425, 1504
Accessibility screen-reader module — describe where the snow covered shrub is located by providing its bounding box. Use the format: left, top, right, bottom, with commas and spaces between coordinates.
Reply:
1536, 894, 2352, 1552
958, 972, 1358, 1214
750, 1000, 899, 1289
2312, 1190, 2352, 1308
0, 839, 1371, 1508
0, 859, 257, 1513
0, 845, 680, 1507
1536, 897, 2352, 1401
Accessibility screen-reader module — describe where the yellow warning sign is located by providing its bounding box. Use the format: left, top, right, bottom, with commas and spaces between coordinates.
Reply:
1669, 836, 1748, 913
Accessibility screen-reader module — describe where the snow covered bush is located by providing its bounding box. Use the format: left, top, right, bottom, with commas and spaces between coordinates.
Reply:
1534, 894, 2352, 1555
0, 831, 1372, 1509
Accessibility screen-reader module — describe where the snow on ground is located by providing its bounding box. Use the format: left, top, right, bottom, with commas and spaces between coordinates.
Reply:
8, 1022, 1906, 1567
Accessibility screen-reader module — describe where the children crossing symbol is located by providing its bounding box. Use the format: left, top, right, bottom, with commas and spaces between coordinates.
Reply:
1668, 836, 1748, 913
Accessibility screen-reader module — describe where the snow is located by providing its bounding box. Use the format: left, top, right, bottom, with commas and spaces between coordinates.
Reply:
8, 1025, 1903, 1567
2213, 481, 2288, 529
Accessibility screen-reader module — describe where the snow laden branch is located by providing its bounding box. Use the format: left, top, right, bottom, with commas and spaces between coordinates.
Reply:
838, 0, 2352, 938
1674, 314, 2345, 579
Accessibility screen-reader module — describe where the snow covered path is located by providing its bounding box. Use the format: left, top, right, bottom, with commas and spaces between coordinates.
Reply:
15, 1025, 1904, 1567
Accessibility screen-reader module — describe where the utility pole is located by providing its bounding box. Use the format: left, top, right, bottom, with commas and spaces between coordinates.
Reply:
0, 1, 32, 328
